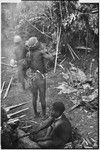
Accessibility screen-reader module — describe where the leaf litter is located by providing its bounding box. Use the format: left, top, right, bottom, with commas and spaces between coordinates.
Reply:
55, 62, 98, 148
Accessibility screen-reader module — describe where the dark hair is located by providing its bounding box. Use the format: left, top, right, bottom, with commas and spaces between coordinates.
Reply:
52, 102, 65, 115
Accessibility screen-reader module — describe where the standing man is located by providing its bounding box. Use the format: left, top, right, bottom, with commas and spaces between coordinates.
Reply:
26, 37, 53, 118
12, 35, 29, 90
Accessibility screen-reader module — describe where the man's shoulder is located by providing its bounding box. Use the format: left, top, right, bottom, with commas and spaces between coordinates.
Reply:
55, 115, 71, 127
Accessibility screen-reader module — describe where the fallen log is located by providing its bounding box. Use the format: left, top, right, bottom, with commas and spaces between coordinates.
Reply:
7, 108, 29, 118
7, 115, 26, 124
5, 102, 30, 112
8, 118, 19, 124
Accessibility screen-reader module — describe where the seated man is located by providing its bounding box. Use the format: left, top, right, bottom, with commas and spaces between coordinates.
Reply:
33, 102, 72, 149
17, 102, 72, 149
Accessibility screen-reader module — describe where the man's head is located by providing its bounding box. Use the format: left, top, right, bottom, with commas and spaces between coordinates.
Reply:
14, 35, 22, 44
27, 37, 38, 48
51, 102, 65, 118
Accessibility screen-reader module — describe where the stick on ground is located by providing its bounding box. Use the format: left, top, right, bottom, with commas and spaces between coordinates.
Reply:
68, 44, 80, 60
1, 81, 5, 94
1, 62, 11, 67
67, 44, 75, 60
3, 76, 13, 99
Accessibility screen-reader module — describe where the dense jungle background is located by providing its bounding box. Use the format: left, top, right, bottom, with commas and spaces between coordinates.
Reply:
1, 1, 99, 148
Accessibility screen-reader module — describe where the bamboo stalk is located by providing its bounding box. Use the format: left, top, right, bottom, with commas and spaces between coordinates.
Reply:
3, 76, 13, 99
54, 27, 61, 73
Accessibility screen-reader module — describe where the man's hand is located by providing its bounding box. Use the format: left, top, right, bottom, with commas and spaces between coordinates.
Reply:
44, 53, 54, 60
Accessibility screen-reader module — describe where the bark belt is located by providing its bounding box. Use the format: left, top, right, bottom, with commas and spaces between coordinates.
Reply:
29, 70, 45, 80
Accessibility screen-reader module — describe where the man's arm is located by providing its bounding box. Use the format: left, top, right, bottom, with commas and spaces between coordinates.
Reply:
37, 122, 64, 148
41, 50, 54, 60
34, 117, 54, 134
36, 137, 52, 142
23, 46, 29, 58
43, 52, 54, 60
37, 138, 63, 148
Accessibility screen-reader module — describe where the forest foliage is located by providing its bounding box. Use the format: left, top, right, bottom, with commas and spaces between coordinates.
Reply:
1, 1, 99, 55
1, 2, 99, 148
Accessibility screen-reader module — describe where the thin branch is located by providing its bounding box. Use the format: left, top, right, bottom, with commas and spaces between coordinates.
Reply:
1, 81, 5, 94
67, 43, 80, 60
1, 62, 11, 67
67, 44, 75, 60
23, 17, 52, 39
59, 57, 66, 65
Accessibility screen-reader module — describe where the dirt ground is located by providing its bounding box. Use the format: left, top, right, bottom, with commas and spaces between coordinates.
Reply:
1, 51, 98, 144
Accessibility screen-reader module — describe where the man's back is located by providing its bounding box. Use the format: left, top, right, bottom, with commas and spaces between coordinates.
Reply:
51, 114, 72, 142
29, 43, 46, 74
